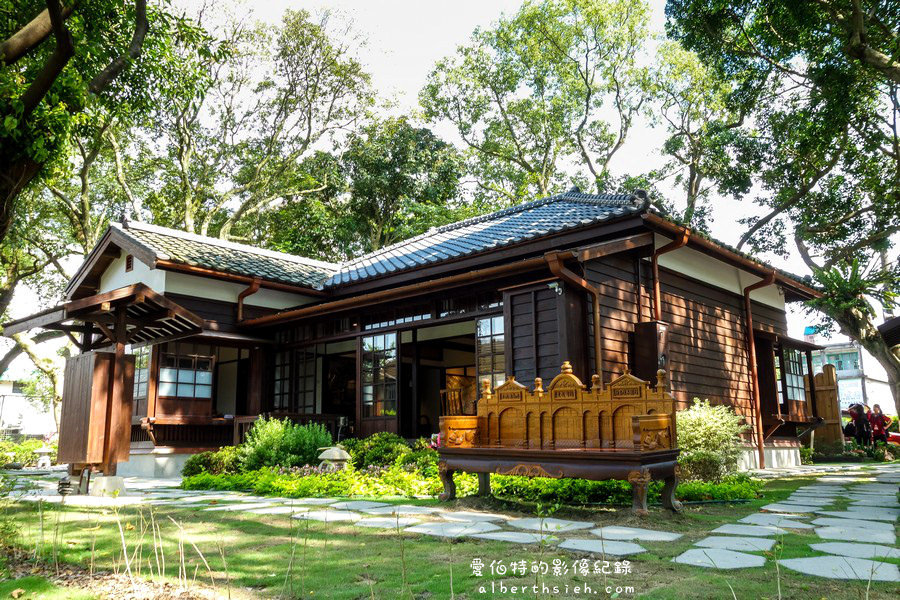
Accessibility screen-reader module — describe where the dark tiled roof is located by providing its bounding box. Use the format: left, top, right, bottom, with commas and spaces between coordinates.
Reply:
325, 190, 645, 287
116, 222, 338, 288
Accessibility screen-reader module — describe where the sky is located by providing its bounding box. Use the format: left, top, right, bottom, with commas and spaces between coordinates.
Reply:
3, 0, 895, 381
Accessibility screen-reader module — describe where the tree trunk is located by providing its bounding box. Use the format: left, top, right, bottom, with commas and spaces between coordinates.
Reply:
0, 158, 41, 244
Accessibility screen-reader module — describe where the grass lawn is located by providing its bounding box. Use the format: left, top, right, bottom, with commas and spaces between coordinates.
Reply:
0, 575, 94, 599
1, 473, 898, 599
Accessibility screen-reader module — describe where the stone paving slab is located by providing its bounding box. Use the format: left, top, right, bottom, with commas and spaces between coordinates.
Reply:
285, 498, 339, 505
247, 506, 299, 515
812, 517, 889, 529
330, 501, 390, 511
590, 526, 682, 542
778, 556, 900, 582
810, 542, 900, 560
782, 496, 834, 506
761, 503, 821, 514
363, 504, 443, 516
815, 527, 896, 545
471, 531, 558, 544
354, 517, 421, 529
203, 502, 274, 512
672, 548, 766, 569
558, 539, 647, 557
712, 524, 786, 537
405, 521, 500, 538
292, 510, 362, 523
507, 517, 594, 533
849, 497, 900, 508
438, 511, 509, 522
738, 513, 814, 529
816, 510, 897, 522
842, 505, 900, 519
695, 536, 776, 552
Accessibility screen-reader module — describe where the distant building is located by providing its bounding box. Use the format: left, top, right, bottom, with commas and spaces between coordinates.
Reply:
0, 379, 56, 437
804, 327, 896, 416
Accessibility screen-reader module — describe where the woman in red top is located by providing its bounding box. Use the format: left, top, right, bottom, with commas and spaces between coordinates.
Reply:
868, 404, 893, 444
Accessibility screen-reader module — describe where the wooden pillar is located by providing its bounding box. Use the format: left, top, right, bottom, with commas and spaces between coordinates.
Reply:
103, 306, 128, 475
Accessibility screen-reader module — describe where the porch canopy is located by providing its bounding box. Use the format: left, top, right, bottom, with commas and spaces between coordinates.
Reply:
3, 283, 203, 349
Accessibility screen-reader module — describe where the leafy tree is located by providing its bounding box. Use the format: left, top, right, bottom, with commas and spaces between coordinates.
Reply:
0, 0, 198, 245
342, 116, 464, 252
421, 0, 651, 204
649, 41, 748, 229
667, 0, 900, 413
142, 9, 373, 240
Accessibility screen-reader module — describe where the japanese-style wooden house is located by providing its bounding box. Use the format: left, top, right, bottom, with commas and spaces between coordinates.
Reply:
5, 189, 825, 477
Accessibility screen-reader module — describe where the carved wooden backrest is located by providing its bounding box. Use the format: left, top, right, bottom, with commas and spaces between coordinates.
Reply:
477, 362, 676, 451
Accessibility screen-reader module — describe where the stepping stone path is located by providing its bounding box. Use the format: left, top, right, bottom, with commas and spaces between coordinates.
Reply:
292, 509, 362, 523
816, 526, 896, 545
817, 509, 898, 522
711, 524, 786, 537
203, 502, 274, 512
812, 517, 887, 529
438, 510, 508, 522
471, 531, 557, 544
590, 526, 682, 542
778, 556, 899, 582
330, 500, 389, 511
507, 517, 594, 533
695, 536, 776, 552
558, 538, 647, 557
363, 504, 443, 515
810, 542, 900, 560
405, 521, 500, 538
355, 517, 420, 529
738, 513, 814, 529
673, 548, 766, 569
760, 503, 823, 514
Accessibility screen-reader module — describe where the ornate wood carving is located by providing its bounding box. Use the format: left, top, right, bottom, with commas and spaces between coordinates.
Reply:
477, 363, 676, 451
495, 464, 563, 478
440, 416, 479, 448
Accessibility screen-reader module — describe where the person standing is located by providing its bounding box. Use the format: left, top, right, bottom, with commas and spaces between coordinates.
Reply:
868, 404, 893, 445
852, 405, 872, 446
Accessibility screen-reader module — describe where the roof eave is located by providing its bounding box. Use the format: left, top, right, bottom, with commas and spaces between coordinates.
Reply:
641, 213, 822, 301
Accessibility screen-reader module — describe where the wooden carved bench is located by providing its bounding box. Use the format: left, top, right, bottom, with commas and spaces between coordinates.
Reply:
437, 362, 682, 515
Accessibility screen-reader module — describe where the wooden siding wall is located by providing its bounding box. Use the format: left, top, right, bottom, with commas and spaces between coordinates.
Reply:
583, 254, 788, 439
505, 284, 562, 384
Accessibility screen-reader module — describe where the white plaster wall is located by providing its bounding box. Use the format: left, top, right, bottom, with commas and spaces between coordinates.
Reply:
98, 254, 166, 294
117, 452, 192, 479
164, 271, 316, 310
654, 234, 787, 310
737, 446, 801, 470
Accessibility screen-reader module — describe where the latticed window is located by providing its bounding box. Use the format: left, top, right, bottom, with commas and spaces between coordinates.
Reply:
273, 351, 290, 410
781, 346, 807, 402
361, 333, 397, 418
476, 316, 505, 390
133, 346, 150, 401
159, 344, 213, 400
293, 347, 317, 413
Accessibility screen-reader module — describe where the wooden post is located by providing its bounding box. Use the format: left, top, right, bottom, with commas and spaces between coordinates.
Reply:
103, 305, 128, 475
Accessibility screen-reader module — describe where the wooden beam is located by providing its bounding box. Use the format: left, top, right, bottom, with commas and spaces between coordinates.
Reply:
2, 306, 66, 336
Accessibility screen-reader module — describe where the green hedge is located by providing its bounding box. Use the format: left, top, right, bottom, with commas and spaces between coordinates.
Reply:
0, 440, 57, 467
491, 473, 762, 504
183, 467, 761, 503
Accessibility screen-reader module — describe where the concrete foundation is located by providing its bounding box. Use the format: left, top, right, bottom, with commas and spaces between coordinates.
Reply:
738, 444, 802, 470
116, 451, 192, 478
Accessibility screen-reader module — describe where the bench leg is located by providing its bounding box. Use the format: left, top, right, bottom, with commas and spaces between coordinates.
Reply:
477, 472, 491, 497
661, 474, 683, 512
438, 462, 456, 501
628, 468, 652, 516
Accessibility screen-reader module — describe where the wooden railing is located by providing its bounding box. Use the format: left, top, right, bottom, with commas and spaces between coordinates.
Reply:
440, 385, 477, 416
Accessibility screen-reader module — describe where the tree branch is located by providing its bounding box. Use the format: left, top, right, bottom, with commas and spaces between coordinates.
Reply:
0, 1, 76, 66
19, 0, 74, 119
88, 0, 148, 94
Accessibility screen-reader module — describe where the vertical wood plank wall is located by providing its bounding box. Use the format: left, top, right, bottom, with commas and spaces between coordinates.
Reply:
583, 253, 788, 443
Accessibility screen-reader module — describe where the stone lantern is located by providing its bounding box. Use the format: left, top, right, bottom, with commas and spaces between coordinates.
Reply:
317, 446, 351, 472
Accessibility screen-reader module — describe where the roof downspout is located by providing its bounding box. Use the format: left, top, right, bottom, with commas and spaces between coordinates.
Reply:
237, 277, 262, 322
651, 230, 690, 321
744, 271, 777, 470
545, 252, 603, 378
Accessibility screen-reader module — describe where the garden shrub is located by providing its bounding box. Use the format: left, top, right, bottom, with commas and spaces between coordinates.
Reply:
239, 418, 333, 470
799, 447, 813, 465
0, 439, 57, 467
397, 445, 439, 477
347, 432, 410, 468
678, 450, 727, 483
676, 398, 749, 480
182, 445, 244, 477
182, 451, 215, 477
